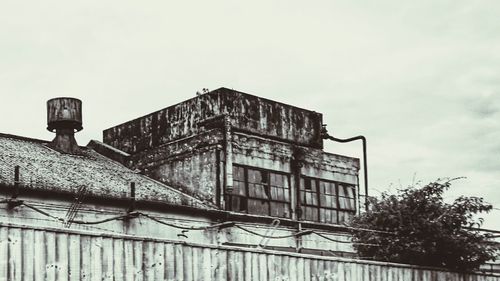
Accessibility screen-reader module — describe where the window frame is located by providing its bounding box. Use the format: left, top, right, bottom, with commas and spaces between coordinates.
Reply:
299, 176, 356, 223
231, 164, 292, 218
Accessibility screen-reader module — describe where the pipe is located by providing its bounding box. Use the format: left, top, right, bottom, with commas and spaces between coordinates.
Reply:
223, 115, 233, 210
322, 132, 369, 212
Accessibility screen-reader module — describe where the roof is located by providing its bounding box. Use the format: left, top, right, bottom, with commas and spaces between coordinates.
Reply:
0, 133, 215, 209
103, 87, 324, 154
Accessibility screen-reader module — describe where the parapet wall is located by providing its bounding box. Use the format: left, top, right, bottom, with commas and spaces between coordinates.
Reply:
103, 88, 324, 154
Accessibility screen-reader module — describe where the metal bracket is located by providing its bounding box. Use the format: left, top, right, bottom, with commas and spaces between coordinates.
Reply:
128, 182, 136, 213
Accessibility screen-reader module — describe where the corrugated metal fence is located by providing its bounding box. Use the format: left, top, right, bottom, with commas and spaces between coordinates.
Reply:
0, 222, 498, 281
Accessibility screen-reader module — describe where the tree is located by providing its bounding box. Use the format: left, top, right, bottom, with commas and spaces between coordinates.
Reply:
350, 179, 497, 271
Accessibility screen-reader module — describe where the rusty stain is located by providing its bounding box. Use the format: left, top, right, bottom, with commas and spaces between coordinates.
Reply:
100, 88, 358, 210
103, 88, 323, 154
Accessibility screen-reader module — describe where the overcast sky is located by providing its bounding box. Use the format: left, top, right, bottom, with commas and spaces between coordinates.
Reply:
1, 1, 499, 229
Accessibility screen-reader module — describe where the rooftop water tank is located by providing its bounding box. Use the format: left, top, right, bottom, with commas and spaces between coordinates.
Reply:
47, 97, 83, 132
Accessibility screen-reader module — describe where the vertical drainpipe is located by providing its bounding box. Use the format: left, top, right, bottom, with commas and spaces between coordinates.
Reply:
224, 115, 233, 210
291, 147, 305, 252
215, 146, 222, 208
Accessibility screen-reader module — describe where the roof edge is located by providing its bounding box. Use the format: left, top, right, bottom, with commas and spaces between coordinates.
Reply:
0, 132, 49, 144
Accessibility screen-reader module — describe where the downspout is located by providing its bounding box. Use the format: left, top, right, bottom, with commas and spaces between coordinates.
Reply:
223, 115, 233, 209
321, 126, 369, 212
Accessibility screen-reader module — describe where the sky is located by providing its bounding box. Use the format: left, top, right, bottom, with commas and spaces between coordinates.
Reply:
1, 1, 499, 229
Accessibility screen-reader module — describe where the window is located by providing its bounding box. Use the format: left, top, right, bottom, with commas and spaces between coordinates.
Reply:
231, 165, 356, 223
299, 177, 356, 224
231, 165, 291, 218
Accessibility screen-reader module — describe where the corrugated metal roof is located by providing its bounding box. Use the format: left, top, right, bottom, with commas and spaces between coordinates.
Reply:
0, 133, 214, 209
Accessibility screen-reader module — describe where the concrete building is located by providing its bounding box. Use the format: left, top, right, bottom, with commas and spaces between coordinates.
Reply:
102, 88, 360, 225
0, 88, 497, 280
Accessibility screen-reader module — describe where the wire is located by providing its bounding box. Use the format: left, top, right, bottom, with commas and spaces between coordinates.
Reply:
341, 225, 394, 235
14, 199, 498, 249
234, 225, 309, 239
0, 198, 400, 238
22, 202, 63, 221
312, 231, 380, 247
22, 202, 131, 225
139, 212, 233, 230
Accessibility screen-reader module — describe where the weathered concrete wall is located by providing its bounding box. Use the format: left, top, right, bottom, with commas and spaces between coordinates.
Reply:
231, 132, 359, 223
103, 88, 323, 154
232, 132, 359, 185
124, 129, 224, 205
151, 148, 220, 204
100, 88, 358, 217
125, 129, 359, 213
128, 129, 223, 172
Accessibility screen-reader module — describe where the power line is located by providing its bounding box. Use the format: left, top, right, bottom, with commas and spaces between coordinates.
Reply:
0, 199, 397, 235
0, 198, 394, 245
139, 212, 234, 230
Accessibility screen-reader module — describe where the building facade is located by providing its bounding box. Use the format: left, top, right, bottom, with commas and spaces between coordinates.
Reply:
0, 88, 497, 280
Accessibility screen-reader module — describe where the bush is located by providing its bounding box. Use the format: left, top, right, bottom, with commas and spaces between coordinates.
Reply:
350, 179, 497, 271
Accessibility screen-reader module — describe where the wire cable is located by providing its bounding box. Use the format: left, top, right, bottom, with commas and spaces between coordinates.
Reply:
234, 225, 309, 239
1, 197, 400, 237
138, 212, 233, 230
312, 231, 380, 247
22, 202, 131, 225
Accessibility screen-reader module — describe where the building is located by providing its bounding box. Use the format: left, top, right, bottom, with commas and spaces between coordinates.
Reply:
0, 88, 497, 280
102, 87, 360, 225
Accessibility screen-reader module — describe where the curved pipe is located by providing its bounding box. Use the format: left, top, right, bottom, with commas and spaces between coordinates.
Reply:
322, 133, 368, 212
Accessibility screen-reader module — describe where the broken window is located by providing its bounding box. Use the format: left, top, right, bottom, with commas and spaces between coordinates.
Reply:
299, 177, 356, 224
231, 166, 355, 223
231, 165, 291, 218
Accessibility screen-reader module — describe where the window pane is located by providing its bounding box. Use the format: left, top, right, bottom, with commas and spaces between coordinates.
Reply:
311, 179, 318, 192
339, 184, 355, 198
248, 169, 261, 183
329, 182, 337, 195
338, 211, 353, 224
339, 196, 347, 209
346, 186, 355, 198
320, 194, 337, 208
304, 206, 318, 221
233, 166, 244, 180
305, 191, 318, 206
231, 196, 247, 212
305, 178, 311, 190
284, 187, 290, 201
248, 199, 269, 216
232, 166, 246, 196
319, 208, 325, 223
249, 183, 268, 199
328, 209, 338, 224
339, 196, 356, 210
270, 173, 283, 186
305, 192, 312, 205
311, 191, 318, 205
320, 181, 334, 195
270, 202, 290, 218
270, 185, 277, 199
233, 180, 246, 196
271, 186, 286, 201
338, 185, 346, 197
270, 173, 289, 202
320, 208, 339, 224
